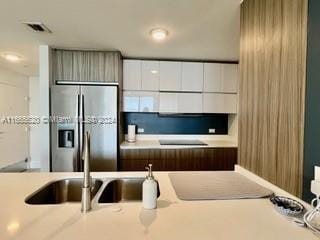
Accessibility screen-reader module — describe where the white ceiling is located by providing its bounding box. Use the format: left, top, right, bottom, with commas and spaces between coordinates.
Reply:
0, 0, 240, 76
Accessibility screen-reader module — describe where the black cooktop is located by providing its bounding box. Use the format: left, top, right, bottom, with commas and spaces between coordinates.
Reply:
159, 140, 208, 146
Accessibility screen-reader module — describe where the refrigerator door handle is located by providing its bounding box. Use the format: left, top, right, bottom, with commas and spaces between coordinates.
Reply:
79, 94, 85, 171
75, 94, 79, 172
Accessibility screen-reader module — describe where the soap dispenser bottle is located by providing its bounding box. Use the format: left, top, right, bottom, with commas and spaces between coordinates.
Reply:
143, 164, 157, 209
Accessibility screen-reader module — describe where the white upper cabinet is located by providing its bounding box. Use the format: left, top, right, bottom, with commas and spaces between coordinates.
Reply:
123, 91, 140, 112
204, 63, 238, 93
123, 59, 238, 114
221, 64, 238, 93
139, 92, 159, 112
141, 61, 159, 91
159, 93, 178, 113
159, 61, 182, 91
203, 93, 237, 114
178, 93, 203, 113
123, 91, 159, 112
204, 63, 221, 92
124, 60, 238, 93
123, 60, 141, 90
181, 62, 204, 92
159, 93, 202, 113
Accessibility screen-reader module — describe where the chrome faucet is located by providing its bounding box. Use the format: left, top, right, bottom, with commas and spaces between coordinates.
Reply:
81, 131, 92, 213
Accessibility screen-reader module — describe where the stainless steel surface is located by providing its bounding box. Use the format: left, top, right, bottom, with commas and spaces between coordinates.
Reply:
81, 132, 92, 212
98, 178, 160, 203
81, 187, 92, 212
25, 178, 103, 205
82, 86, 118, 171
56, 81, 119, 86
51, 85, 118, 172
51, 85, 80, 172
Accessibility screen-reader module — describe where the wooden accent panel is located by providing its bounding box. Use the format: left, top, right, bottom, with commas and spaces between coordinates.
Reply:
239, 0, 307, 196
120, 148, 237, 171
52, 49, 122, 83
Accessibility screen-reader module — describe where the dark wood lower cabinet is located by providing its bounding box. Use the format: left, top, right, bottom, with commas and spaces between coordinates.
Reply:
119, 148, 237, 171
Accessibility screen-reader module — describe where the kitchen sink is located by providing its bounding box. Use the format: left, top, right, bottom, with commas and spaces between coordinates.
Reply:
25, 178, 103, 205
98, 178, 160, 203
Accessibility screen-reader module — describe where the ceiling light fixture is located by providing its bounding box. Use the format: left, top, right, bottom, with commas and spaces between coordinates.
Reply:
1, 53, 23, 62
150, 28, 168, 41
150, 70, 158, 74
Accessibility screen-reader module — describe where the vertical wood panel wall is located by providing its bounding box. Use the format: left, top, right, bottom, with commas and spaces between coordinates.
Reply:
239, 0, 307, 196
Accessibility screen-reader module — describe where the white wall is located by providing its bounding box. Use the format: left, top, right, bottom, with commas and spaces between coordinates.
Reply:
29, 76, 41, 169
27, 45, 53, 172
39, 45, 51, 172
0, 66, 29, 169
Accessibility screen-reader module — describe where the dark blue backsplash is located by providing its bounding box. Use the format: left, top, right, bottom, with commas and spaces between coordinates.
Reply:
123, 113, 228, 135
303, 0, 320, 202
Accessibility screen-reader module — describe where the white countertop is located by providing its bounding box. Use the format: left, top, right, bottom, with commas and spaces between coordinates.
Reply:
121, 135, 238, 149
0, 166, 317, 240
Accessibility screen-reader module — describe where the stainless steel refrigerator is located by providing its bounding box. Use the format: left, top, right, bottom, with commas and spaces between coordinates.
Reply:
50, 83, 118, 172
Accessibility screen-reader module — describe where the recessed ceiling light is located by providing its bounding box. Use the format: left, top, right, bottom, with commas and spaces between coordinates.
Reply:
150, 70, 158, 74
150, 28, 168, 41
1, 53, 23, 62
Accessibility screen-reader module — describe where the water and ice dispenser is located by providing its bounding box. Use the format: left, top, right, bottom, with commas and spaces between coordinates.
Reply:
58, 124, 75, 148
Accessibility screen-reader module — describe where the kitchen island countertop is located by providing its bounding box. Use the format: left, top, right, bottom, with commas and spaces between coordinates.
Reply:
0, 166, 316, 240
